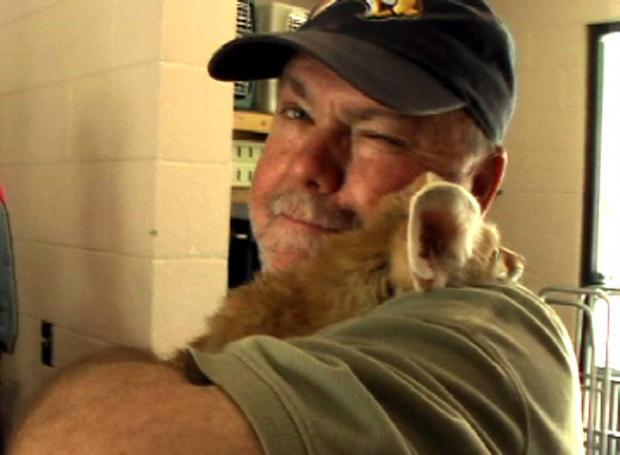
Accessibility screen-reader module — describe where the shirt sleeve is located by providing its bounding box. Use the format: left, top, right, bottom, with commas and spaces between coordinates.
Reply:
189, 284, 582, 455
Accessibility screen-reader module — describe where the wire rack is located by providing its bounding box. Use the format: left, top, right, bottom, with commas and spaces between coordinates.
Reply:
540, 286, 620, 455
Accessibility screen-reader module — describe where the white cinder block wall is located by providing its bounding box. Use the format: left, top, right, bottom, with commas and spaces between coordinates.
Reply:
0, 0, 235, 427
488, 0, 620, 335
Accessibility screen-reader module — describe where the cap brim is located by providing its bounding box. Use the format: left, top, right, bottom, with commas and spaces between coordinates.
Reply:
208, 30, 465, 116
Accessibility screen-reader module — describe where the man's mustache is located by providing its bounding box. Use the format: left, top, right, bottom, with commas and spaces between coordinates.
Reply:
269, 191, 360, 231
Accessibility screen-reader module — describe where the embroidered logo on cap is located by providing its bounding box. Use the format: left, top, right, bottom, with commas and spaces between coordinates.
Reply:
310, 0, 423, 21
366, 0, 423, 18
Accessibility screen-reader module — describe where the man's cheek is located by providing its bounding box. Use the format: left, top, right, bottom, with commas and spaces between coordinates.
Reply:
252, 152, 287, 198
349, 164, 422, 208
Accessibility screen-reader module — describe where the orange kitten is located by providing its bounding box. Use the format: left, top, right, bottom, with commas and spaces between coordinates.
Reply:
184, 172, 524, 355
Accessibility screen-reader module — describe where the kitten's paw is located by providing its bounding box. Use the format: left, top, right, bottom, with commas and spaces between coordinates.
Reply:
497, 247, 526, 282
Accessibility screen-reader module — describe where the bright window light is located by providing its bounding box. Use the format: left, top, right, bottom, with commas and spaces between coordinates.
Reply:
593, 32, 620, 370
596, 32, 620, 286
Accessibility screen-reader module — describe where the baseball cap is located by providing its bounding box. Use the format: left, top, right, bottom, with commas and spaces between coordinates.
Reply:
208, 0, 516, 143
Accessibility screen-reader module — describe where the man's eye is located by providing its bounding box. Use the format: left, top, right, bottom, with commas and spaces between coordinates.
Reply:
362, 132, 408, 148
280, 106, 310, 121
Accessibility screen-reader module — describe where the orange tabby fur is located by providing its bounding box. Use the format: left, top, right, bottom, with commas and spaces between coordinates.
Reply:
184, 172, 524, 355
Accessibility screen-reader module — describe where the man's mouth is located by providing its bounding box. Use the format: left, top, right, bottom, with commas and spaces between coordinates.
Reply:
269, 191, 360, 233
279, 214, 343, 233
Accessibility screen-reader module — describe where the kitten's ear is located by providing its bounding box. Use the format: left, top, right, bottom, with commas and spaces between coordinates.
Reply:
406, 182, 482, 291
407, 171, 443, 195
370, 172, 445, 227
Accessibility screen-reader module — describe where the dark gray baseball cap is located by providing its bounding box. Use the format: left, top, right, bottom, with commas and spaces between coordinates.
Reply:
209, 0, 516, 143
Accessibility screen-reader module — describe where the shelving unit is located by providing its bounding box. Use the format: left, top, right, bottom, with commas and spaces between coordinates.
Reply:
231, 187, 252, 204
234, 111, 273, 134
228, 0, 313, 284
232, 111, 273, 204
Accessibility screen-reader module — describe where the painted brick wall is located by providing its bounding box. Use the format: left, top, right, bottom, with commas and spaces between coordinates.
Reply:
0, 0, 235, 427
488, 0, 620, 335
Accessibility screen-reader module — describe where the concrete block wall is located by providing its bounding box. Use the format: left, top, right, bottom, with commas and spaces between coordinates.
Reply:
488, 0, 620, 335
0, 0, 236, 426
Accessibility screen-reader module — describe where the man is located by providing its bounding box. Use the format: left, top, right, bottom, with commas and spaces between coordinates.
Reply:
10, 0, 582, 453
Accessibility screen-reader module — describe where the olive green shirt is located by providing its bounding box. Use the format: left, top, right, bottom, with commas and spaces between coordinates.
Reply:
191, 285, 582, 454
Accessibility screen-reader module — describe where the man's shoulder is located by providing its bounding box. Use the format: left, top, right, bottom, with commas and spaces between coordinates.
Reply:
195, 283, 582, 454
359, 283, 574, 359
372, 284, 552, 327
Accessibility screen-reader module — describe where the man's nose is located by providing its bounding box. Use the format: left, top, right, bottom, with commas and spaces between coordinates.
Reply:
287, 131, 348, 195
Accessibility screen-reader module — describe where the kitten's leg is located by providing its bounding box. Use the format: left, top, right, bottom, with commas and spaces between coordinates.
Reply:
406, 182, 483, 291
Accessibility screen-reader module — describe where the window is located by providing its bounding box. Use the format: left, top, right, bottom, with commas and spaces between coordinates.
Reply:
585, 23, 620, 371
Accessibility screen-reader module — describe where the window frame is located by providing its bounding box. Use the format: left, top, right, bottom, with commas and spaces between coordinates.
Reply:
582, 22, 620, 286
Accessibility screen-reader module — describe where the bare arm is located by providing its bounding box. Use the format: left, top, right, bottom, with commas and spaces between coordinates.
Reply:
8, 349, 263, 455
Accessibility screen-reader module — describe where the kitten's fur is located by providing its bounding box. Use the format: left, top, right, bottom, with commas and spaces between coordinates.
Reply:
186, 172, 524, 354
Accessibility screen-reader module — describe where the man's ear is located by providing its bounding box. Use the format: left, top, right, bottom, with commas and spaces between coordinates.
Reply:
470, 146, 507, 215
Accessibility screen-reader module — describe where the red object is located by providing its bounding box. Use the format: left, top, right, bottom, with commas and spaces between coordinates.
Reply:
0, 186, 6, 205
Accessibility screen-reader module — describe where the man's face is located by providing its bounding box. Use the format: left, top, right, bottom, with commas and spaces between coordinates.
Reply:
250, 55, 493, 271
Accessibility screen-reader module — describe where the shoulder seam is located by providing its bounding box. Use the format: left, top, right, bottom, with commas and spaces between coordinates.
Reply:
230, 349, 315, 455
471, 335, 531, 455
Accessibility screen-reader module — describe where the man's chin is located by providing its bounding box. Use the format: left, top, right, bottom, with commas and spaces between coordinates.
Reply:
256, 226, 332, 272
260, 249, 312, 272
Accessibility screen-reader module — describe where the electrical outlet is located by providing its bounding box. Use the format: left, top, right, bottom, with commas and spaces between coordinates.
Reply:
232, 163, 256, 188
40, 320, 53, 367
232, 140, 264, 163
232, 140, 263, 188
